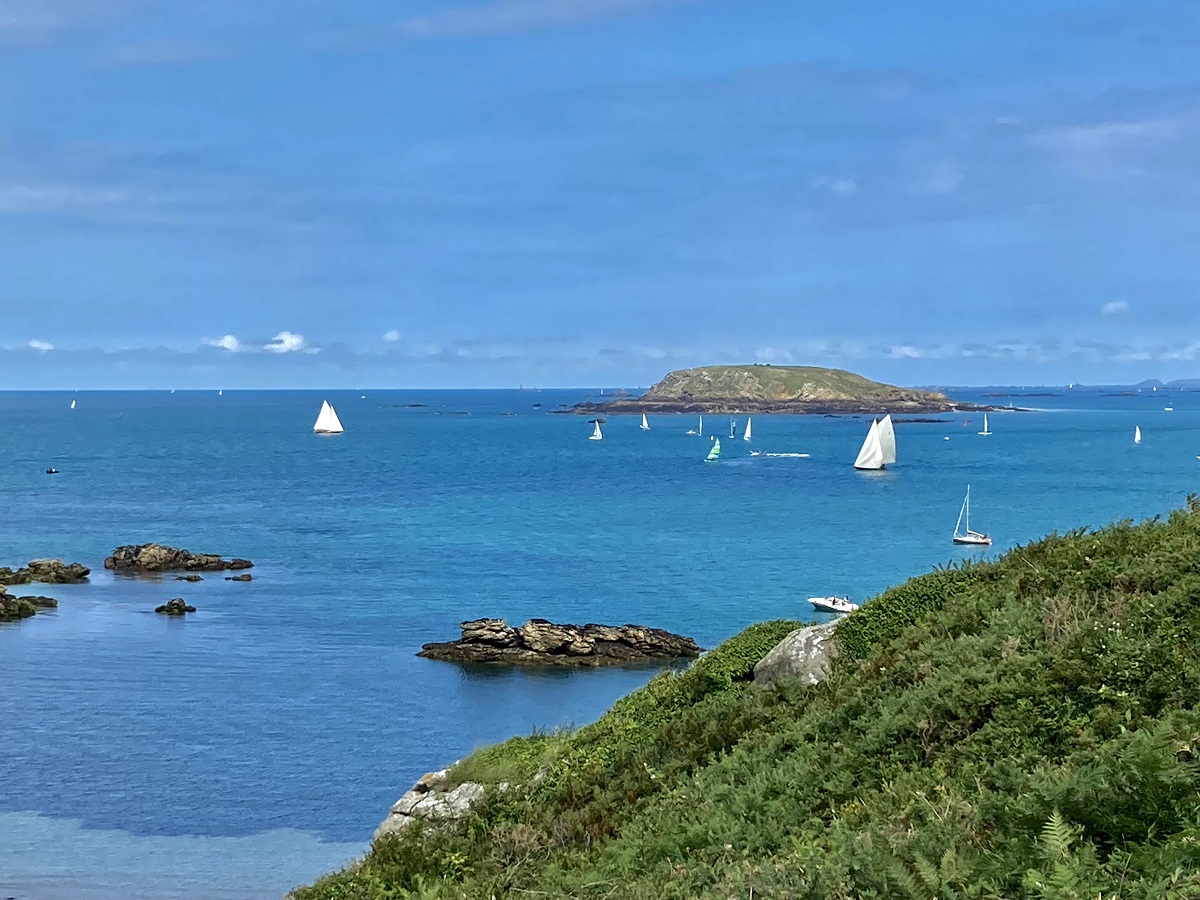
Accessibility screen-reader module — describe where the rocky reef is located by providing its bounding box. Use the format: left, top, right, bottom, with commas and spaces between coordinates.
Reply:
105, 544, 253, 573
419, 618, 702, 667
154, 598, 196, 616
0, 587, 58, 621
0, 559, 90, 586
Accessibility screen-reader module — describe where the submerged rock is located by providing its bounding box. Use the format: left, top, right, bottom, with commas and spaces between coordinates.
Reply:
175, 575, 204, 582
419, 618, 702, 667
224, 573, 253, 582
155, 598, 196, 616
752, 620, 840, 687
0, 559, 90, 586
105, 544, 253, 573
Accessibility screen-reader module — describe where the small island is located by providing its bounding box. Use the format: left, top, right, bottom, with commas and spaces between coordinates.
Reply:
419, 618, 702, 667
105, 544, 253, 573
564, 364, 1000, 415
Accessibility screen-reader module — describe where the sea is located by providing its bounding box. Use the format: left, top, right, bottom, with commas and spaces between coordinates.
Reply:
1, 387, 1195, 899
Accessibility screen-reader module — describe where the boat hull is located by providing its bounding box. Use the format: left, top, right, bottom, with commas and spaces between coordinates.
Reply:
808, 597, 860, 614
952, 535, 992, 546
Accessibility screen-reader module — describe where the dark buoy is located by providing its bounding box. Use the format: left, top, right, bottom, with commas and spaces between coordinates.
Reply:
45, 468, 59, 475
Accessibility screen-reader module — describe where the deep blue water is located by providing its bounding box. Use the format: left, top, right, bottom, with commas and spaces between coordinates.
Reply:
1, 387, 1197, 898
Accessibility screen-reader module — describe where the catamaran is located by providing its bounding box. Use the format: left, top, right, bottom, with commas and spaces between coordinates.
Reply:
952, 485, 991, 545
640, 413, 650, 431
978, 413, 991, 436
313, 400, 344, 435
808, 596, 860, 614
706, 437, 721, 461
589, 421, 603, 441
1134, 426, 1142, 444
743, 417, 752, 442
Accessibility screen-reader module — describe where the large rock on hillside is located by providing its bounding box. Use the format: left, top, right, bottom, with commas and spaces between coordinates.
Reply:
0, 559, 90, 586
105, 544, 253, 573
375, 769, 490, 840
419, 618, 702, 667
752, 620, 840, 687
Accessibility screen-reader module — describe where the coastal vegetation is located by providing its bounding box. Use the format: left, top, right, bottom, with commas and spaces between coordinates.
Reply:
295, 499, 1200, 899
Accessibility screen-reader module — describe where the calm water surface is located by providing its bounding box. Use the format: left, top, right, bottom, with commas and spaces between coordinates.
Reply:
1, 387, 1196, 898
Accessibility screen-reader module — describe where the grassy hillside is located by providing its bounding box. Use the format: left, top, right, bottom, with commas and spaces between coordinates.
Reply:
296, 500, 1200, 900
641, 364, 947, 404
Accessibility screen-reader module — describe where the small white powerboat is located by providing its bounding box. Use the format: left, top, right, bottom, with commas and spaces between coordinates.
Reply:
808, 596, 860, 614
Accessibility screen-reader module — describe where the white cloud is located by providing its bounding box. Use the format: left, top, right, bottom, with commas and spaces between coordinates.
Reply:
1101, 300, 1130, 316
829, 178, 858, 197
887, 345, 924, 359
383, 329, 402, 342
28, 339, 53, 351
206, 334, 242, 352
264, 331, 306, 354
396, 0, 685, 38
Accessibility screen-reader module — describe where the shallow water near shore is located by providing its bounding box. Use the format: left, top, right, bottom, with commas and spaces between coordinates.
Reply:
1, 387, 1197, 899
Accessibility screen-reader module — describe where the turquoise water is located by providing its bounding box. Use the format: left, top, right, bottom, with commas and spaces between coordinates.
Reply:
1, 388, 1197, 898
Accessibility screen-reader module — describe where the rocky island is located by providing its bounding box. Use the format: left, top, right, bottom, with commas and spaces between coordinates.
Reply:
419, 618, 702, 667
565, 364, 996, 415
105, 544, 253, 573
0, 559, 90, 585
0, 587, 58, 621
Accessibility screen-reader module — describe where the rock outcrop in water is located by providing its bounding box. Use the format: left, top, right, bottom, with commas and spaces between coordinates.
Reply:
419, 618, 702, 667
0, 587, 58, 621
0, 559, 90, 586
105, 544, 253, 573
154, 598, 196, 616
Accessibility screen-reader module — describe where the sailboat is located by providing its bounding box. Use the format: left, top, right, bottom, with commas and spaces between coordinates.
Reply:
313, 400, 344, 435
686, 414, 703, 436
589, 421, 603, 441
743, 417, 752, 442
729, 417, 736, 439
640, 413, 650, 431
70, 399, 76, 410
978, 414, 991, 436
878, 414, 896, 466
218, 389, 223, 397
853, 419, 885, 470
706, 437, 721, 461
952, 485, 992, 546
1134, 426, 1142, 445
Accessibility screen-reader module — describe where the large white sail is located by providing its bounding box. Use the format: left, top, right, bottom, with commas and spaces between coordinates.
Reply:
853, 419, 884, 470
878, 414, 896, 465
698, 414, 704, 436
589, 421, 603, 441
640, 413, 650, 431
70, 399, 76, 410
978, 414, 991, 435
313, 400, 344, 434
743, 417, 752, 442
1134, 425, 1142, 444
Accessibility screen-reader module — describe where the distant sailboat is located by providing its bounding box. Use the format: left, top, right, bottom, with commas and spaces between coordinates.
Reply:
952, 485, 992, 546
70, 399, 76, 410
640, 413, 650, 431
729, 417, 736, 439
878, 414, 896, 465
313, 400, 344, 435
706, 437, 721, 461
218, 389, 223, 396
743, 417, 752, 442
589, 421, 603, 441
853, 419, 885, 470
978, 414, 991, 436
687, 414, 703, 436
1134, 425, 1142, 444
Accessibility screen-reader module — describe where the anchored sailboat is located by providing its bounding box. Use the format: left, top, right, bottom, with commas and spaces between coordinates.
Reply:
952, 485, 991, 545
706, 437, 721, 461
640, 413, 650, 431
853, 419, 885, 470
313, 400, 344, 435
589, 421, 603, 441
1134, 425, 1142, 444
743, 417, 752, 442
978, 414, 991, 436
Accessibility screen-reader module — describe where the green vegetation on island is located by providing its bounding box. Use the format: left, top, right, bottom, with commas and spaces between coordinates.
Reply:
571, 364, 979, 415
296, 499, 1200, 899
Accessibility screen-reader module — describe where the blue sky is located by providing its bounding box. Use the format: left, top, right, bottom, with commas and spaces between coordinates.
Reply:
2, 0, 1200, 388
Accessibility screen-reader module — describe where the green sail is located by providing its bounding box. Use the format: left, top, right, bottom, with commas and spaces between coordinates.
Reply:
706, 437, 721, 461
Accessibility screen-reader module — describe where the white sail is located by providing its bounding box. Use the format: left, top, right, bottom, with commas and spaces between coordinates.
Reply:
1134, 425, 1142, 444
218, 389, 223, 396
853, 419, 885, 470
589, 421, 603, 441
640, 413, 650, 430
70, 399, 76, 410
978, 413, 991, 436
698, 414, 704, 436
878, 414, 896, 465
953, 485, 992, 545
729, 417, 736, 438
743, 417, 752, 442
313, 400, 344, 434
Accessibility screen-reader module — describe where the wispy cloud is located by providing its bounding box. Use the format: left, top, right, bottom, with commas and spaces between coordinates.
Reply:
206, 334, 243, 352
383, 329, 401, 342
1101, 299, 1131, 315
264, 330, 306, 353
28, 339, 54, 351
396, 0, 691, 38
0, 0, 116, 40
106, 39, 226, 66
